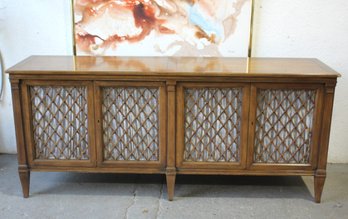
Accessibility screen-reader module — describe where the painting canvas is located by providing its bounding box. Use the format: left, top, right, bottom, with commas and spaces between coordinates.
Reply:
74, 0, 252, 57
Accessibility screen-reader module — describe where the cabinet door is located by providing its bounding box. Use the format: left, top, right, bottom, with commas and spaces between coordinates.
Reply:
95, 82, 166, 170
176, 83, 250, 169
248, 84, 324, 170
22, 81, 96, 167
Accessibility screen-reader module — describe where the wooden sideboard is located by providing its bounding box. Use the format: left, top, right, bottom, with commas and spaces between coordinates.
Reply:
7, 56, 339, 202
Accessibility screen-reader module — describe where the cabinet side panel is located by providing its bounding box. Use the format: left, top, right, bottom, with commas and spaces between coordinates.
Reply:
253, 89, 316, 164
30, 86, 89, 160
102, 87, 160, 161
183, 87, 243, 163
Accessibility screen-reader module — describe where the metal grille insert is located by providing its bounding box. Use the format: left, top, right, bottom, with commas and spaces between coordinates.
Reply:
254, 89, 316, 164
184, 88, 243, 162
30, 86, 89, 160
102, 87, 160, 161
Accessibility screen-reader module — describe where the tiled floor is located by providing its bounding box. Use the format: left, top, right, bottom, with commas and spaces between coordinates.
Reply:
0, 154, 347, 219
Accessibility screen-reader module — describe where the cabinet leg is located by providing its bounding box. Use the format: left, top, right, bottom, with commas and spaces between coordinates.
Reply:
19, 170, 30, 198
166, 173, 176, 201
314, 174, 326, 203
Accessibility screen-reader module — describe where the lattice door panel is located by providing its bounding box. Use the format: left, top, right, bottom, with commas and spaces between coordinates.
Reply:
102, 87, 160, 162
253, 89, 316, 164
183, 88, 243, 163
30, 86, 89, 160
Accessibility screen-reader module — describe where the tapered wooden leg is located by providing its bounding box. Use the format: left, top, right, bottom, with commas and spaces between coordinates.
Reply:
314, 174, 326, 203
166, 173, 176, 201
19, 170, 30, 198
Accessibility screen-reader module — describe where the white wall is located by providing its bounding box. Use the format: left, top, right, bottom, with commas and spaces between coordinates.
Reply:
253, 0, 348, 163
0, 0, 347, 162
0, 0, 73, 153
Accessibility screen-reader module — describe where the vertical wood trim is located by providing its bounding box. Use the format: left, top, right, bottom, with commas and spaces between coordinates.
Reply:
240, 85, 251, 169
159, 85, 167, 170
87, 82, 97, 167
10, 79, 29, 171
317, 81, 337, 173
21, 81, 35, 167
175, 85, 184, 167
166, 81, 176, 174
166, 81, 177, 200
94, 83, 103, 166
310, 86, 324, 169
246, 85, 257, 168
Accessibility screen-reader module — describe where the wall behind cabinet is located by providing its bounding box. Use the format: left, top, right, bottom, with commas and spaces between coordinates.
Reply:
0, 0, 347, 163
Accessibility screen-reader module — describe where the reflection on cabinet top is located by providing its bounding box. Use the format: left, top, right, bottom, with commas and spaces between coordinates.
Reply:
7, 56, 340, 78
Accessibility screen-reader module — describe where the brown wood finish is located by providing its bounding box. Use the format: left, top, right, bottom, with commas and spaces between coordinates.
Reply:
93, 81, 166, 170
176, 82, 250, 170
7, 56, 339, 202
166, 80, 177, 201
10, 79, 30, 198
7, 56, 339, 78
247, 83, 324, 171
314, 82, 337, 203
21, 80, 96, 168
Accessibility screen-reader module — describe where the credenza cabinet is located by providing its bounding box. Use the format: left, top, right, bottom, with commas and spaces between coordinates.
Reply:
7, 56, 339, 202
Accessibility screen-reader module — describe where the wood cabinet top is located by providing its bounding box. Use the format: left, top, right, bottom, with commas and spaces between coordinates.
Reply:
7, 56, 340, 78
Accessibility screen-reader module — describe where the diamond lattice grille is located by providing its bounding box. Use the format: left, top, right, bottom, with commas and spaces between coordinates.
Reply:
102, 87, 159, 161
30, 86, 89, 160
184, 88, 243, 162
254, 89, 316, 164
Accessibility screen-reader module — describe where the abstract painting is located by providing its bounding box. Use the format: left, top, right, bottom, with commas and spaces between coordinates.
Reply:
74, 0, 251, 57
